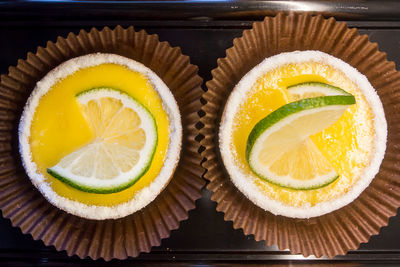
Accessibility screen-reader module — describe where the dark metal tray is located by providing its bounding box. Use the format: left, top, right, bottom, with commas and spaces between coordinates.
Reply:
1, 1, 400, 265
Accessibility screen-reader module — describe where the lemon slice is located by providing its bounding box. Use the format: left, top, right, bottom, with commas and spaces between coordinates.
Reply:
47, 88, 157, 194
288, 82, 351, 100
246, 95, 355, 190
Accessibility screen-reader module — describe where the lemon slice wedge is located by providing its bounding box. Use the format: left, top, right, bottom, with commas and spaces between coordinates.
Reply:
246, 95, 355, 190
47, 88, 157, 194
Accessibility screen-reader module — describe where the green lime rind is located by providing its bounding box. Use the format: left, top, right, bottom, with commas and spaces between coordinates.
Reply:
75, 87, 158, 147
287, 82, 351, 96
245, 95, 355, 190
76, 87, 158, 152
47, 165, 153, 194
47, 87, 158, 194
76, 86, 156, 117
76, 86, 132, 97
47, 136, 157, 194
246, 95, 355, 160
254, 171, 339, 191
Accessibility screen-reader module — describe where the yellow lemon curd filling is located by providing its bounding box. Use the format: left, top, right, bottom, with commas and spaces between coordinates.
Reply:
232, 62, 375, 207
30, 63, 169, 206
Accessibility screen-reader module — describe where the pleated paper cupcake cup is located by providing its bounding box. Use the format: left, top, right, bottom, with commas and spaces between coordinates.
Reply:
201, 13, 400, 258
0, 26, 204, 260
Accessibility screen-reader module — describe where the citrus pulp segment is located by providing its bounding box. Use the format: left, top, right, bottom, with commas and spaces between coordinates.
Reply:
219, 51, 386, 218
287, 82, 351, 101
47, 88, 157, 194
19, 54, 182, 219
246, 95, 355, 190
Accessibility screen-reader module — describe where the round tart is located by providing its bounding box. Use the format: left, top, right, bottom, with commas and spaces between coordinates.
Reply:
1, 26, 203, 260
203, 13, 400, 258
219, 50, 387, 218
19, 53, 182, 220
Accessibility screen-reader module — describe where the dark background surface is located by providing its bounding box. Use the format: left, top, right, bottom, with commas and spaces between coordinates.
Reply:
1, 1, 400, 266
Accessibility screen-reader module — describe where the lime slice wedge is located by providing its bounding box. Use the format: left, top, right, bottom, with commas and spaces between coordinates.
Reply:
288, 82, 351, 101
47, 88, 157, 194
246, 95, 355, 190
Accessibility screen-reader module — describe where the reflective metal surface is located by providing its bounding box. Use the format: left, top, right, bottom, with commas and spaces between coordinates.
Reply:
0, 0, 399, 21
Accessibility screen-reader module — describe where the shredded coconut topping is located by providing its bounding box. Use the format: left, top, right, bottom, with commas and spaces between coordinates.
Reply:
19, 53, 182, 220
219, 50, 387, 218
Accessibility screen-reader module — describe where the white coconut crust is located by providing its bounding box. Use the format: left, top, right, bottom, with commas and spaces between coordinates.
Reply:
219, 50, 387, 219
19, 53, 182, 220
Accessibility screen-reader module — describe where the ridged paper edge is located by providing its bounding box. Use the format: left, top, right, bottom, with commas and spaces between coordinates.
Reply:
200, 13, 400, 258
0, 26, 205, 261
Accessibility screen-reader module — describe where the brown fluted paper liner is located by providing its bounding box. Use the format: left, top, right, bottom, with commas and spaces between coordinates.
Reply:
201, 13, 400, 258
0, 26, 205, 260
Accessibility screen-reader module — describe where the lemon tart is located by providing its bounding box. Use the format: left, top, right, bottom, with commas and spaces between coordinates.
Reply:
19, 53, 182, 220
219, 50, 387, 218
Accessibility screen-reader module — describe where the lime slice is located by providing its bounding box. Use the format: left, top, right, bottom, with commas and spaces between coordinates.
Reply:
246, 95, 355, 190
47, 88, 157, 194
288, 82, 351, 101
